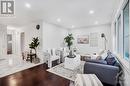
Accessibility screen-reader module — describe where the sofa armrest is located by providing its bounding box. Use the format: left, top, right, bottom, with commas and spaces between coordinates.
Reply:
84, 62, 119, 85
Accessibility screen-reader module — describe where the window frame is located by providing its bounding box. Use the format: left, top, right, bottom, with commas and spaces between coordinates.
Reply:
122, 0, 129, 60
114, 0, 130, 62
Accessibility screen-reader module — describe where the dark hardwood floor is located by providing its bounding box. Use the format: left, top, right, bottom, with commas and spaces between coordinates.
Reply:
0, 64, 70, 86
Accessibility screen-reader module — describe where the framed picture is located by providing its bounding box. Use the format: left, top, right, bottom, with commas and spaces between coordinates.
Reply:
77, 35, 89, 44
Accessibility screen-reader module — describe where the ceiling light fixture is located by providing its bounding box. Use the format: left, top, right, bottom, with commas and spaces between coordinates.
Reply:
71, 25, 75, 28
57, 18, 61, 22
89, 10, 94, 14
25, 3, 31, 8
95, 21, 98, 25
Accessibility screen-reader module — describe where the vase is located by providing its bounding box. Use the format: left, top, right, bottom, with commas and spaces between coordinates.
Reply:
67, 50, 76, 58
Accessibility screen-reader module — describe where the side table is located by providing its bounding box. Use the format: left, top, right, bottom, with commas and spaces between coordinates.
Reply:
64, 54, 81, 70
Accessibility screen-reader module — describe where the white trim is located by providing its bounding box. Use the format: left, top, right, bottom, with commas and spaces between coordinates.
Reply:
113, 0, 130, 70
129, 0, 130, 70
112, 0, 129, 24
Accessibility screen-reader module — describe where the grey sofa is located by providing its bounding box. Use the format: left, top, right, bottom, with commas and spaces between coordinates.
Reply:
84, 61, 120, 86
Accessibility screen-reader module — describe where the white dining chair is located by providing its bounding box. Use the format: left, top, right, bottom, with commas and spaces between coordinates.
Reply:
47, 48, 61, 68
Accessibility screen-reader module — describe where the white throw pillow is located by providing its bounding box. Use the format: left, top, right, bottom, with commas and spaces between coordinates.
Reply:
91, 55, 98, 59
101, 51, 107, 60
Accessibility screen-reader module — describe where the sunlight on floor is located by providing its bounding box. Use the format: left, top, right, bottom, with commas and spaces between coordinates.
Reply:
0, 56, 44, 78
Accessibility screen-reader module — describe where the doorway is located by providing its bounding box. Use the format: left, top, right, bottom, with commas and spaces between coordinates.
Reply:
21, 32, 25, 53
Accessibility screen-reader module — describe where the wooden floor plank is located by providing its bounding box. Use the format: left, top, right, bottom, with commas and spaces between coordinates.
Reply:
0, 64, 70, 86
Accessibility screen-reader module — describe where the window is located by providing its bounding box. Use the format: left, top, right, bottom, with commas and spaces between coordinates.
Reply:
117, 15, 123, 56
115, 0, 129, 61
123, 1, 129, 60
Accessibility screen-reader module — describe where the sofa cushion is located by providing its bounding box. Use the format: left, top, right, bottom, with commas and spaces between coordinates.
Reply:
86, 59, 107, 64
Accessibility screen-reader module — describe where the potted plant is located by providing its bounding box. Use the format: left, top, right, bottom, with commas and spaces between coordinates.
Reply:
64, 34, 75, 58
29, 37, 40, 57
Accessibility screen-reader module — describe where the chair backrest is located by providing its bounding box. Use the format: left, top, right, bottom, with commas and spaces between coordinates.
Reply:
43, 51, 51, 60
46, 48, 60, 56
62, 47, 68, 57
51, 48, 55, 56
46, 49, 50, 54
22, 51, 29, 60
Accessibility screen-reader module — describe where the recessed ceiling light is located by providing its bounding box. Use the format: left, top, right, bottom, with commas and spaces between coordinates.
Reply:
89, 10, 94, 14
95, 21, 98, 25
71, 25, 75, 28
57, 18, 61, 22
25, 3, 31, 8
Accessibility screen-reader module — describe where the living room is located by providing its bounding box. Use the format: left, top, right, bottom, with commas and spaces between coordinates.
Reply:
0, 0, 130, 86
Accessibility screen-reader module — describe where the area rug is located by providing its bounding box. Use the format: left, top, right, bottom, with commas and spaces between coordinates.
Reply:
47, 62, 85, 81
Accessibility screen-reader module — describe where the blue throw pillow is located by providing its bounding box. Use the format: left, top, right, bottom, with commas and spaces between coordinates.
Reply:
105, 57, 116, 65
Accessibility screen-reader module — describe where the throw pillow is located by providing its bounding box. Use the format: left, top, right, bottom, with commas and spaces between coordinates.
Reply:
100, 51, 107, 60
105, 57, 116, 65
105, 51, 117, 65
96, 56, 102, 60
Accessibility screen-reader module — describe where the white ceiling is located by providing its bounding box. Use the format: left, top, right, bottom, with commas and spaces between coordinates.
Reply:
0, 0, 121, 28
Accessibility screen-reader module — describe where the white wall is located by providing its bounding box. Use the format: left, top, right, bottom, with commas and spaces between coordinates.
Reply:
70, 24, 111, 54
0, 24, 7, 57
21, 21, 68, 52
21, 21, 43, 52
42, 22, 68, 51
20, 21, 68, 62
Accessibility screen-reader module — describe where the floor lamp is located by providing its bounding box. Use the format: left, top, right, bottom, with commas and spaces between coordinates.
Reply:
101, 33, 107, 50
